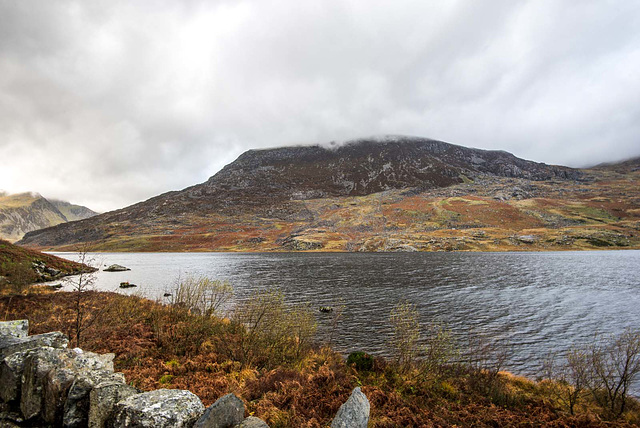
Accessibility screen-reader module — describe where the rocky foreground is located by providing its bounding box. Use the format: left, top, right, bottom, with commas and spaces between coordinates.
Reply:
0, 319, 371, 427
3, 290, 639, 427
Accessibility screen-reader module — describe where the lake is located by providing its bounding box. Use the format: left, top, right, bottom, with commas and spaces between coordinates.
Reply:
50, 250, 640, 380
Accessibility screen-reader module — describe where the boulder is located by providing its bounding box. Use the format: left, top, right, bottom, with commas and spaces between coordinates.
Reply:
237, 416, 269, 428
0, 331, 68, 360
20, 347, 68, 420
517, 235, 537, 244
43, 367, 76, 425
194, 393, 244, 428
20, 346, 116, 424
104, 264, 130, 272
111, 389, 204, 427
0, 320, 28, 338
88, 380, 138, 428
64, 369, 125, 428
331, 387, 370, 428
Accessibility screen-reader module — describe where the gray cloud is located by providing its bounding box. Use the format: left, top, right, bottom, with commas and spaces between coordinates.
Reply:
1, 0, 639, 212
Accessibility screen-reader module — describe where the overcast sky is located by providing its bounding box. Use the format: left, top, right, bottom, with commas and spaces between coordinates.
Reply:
1, 1, 639, 212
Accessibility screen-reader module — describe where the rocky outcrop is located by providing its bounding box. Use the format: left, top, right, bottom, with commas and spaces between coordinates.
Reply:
1, 321, 370, 428
0, 320, 28, 338
237, 416, 269, 428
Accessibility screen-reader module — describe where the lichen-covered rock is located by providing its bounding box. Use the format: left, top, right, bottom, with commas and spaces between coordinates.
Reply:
20, 347, 68, 420
89, 380, 138, 428
19, 345, 116, 424
194, 393, 244, 428
331, 387, 370, 428
0, 350, 29, 404
42, 367, 76, 425
0, 320, 28, 338
63, 369, 125, 428
0, 331, 68, 360
111, 389, 204, 428
237, 416, 269, 428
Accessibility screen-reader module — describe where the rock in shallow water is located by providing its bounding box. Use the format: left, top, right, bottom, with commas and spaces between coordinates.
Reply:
104, 264, 130, 272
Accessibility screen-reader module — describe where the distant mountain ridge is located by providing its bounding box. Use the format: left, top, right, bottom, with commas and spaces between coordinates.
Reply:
0, 192, 96, 242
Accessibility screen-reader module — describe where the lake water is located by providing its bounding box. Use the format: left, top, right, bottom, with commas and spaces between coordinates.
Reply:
49, 250, 640, 380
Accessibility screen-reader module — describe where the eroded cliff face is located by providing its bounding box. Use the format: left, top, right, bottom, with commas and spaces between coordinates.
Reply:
23, 135, 639, 253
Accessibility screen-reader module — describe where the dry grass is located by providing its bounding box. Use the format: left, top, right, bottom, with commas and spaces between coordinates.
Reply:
2, 290, 640, 427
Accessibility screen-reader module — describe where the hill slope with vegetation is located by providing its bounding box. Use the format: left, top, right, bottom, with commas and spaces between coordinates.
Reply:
0, 239, 88, 292
17, 136, 640, 252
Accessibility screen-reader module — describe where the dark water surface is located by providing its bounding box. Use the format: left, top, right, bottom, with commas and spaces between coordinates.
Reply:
50, 250, 640, 379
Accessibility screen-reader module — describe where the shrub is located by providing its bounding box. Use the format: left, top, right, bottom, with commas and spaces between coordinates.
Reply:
347, 351, 374, 371
151, 275, 233, 356
586, 329, 640, 419
169, 275, 233, 317
388, 301, 420, 372
232, 287, 316, 368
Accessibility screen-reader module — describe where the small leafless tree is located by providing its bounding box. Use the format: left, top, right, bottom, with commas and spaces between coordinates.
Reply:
543, 348, 590, 415
66, 245, 98, 347
587, 329, 640, 419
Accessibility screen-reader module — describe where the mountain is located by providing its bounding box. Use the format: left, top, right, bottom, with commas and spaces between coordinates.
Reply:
591, 156, 640, 174
0, 192, 97, 242
49, 199, 98, 222
17, 136, 640, 252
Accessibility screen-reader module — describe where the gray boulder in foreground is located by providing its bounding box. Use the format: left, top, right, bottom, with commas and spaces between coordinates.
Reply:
89, 380, 139, 428
194, 393, 244, 428
0, 320, 28, 338
331, 387, 370, 428
0, 350, 30, 403
63, 369, 125, 428
237, 416, 269, 427
111, 389, 205, 427
103, 264, 130, 272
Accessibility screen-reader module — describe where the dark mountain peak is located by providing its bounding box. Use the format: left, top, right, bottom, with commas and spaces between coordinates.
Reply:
198, 136, 580, 203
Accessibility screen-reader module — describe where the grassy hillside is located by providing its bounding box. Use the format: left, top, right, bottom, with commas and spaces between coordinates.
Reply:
26, 167, 640, 253
0, 239, 87, 290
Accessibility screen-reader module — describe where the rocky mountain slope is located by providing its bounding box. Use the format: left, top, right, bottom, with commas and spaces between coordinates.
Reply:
17, 136, 640, 252
0, 192, 96, 242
